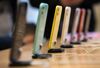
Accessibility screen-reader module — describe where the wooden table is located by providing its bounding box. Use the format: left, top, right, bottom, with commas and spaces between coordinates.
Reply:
1, 37, 100, 68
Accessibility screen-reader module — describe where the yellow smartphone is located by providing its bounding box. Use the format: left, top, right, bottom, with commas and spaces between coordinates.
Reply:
48, 5, 62, 49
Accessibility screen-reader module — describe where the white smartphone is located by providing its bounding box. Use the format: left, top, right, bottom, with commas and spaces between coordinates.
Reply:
61, 6, 71, 45
71, 8, 81, 43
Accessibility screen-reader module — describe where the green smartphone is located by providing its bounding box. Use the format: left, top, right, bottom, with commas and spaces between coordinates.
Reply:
33, 3, 48, 55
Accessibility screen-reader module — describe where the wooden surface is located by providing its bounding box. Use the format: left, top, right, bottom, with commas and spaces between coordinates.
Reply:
1, 38, 100, 68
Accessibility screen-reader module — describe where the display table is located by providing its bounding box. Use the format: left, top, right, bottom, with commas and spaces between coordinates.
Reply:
1, 32, 100, 68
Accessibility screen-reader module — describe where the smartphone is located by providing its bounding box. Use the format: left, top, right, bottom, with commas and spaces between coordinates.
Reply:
84, 9, 91, 34
71, 8, 81, 43
33, 3, 48, 54
61, 6, 71, 45
48, 5, 62, 49
83, 9, 91, 41
9, 2, 31, 66
77, 8, 86, 41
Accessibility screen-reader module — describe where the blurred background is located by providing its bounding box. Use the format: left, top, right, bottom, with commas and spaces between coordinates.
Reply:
0, 0, 100, 50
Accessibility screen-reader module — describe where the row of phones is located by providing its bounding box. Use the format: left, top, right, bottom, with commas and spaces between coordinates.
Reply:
9, 2, 91, 66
